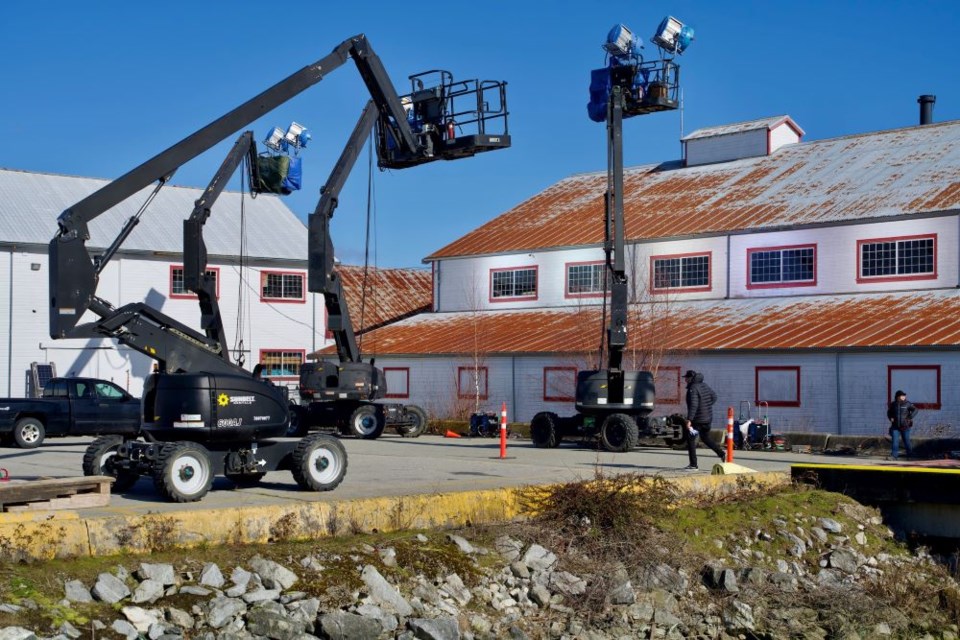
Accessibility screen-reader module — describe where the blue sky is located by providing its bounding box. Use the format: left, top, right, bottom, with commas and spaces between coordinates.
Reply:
1, 1, 957, 268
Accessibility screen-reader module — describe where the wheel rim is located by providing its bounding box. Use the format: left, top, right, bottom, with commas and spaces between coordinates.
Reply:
307, 446, 342, 484
606, 423, 625, 447
99, 450, 118, 474
21, 424, 40, 444
171, 454, 209, 495
354, 413, 378, 436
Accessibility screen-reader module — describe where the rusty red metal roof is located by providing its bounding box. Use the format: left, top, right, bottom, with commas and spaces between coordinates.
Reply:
336, 265, 432, 334
316, 290, 960, 356
428, 120, 960, 260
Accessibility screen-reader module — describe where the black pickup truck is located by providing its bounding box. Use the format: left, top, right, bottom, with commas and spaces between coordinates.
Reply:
0, 378, 141, 449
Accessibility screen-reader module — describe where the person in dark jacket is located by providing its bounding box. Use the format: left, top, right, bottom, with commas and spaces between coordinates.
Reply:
887, 390, 917, 460
683, 370, 725, 470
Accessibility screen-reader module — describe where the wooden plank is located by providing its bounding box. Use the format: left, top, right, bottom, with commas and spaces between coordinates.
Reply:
0, 476, 113, 512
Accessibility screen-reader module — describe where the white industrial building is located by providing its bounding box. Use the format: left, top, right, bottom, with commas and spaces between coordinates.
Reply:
336, 116, 960, 436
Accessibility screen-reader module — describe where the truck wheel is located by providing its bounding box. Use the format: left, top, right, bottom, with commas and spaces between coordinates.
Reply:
599, 413, 638, 452
291, 434, 347, 492
287, 405, 309, 438
348, 405, 385, 440
531, 412, 561, 448
13, 418, 45, 449
396, 405, 428, 438
82, 436, 138, 492
152, 442, 213, 502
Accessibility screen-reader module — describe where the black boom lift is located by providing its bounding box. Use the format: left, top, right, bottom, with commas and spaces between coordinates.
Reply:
52, 35, 509, 501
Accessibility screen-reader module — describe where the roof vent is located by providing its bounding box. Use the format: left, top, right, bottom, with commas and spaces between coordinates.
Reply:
918, 95, 936, 125
681, 116, 803, 167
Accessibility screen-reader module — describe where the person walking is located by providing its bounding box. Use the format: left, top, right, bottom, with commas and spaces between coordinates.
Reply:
683, 370, 725, 470
887, 390, 917, 460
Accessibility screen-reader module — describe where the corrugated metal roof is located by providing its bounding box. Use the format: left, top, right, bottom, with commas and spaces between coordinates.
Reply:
428, 120, 960, 260
682, 115, 804, 140
0, 168, 306, 260
316, 289, 960, 356
337, 265, 432, 334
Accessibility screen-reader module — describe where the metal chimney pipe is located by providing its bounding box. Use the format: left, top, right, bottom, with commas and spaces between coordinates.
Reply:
918, 95, 936, 125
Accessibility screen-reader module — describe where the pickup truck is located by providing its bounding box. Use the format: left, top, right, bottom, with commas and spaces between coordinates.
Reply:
0, 378, 141, 449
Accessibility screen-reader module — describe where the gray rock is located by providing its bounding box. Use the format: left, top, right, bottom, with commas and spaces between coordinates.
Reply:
509, 561, 529, 579
784, 532, 807, 557
230, 567, 253, 588
529, 583, 551, 607
855, 531, 867, 546
286, 597, 320, 625
249, 556, 298, 591
0, 629, 36, 640
317, 611, 382, 640
608, 581, 636, 605
412, 580, 441, 605
207, 597, 247, 629
63, 580, 93, 603
776, 559, 790, 573
829, 548, 860, 574
494, 536, 523, 561
810, 527, 828, 543
132, 579, 166, 604
138, 563, 176, 586
636, 563, 687, 593
57, 622, 81, 640
110, 620, 139, 640
121, 606, 163, 633
440, 573, 472, 606
738, 566, 767, 587
361, 565, 413, 616
723, 600, 755, 632
653, 608, 682, 627
242, 588, 281, 604
447, 534, 476, 554
521, 544, 557, 572
0, 605, 22, 614
816, 568, 843, 586
379, 547, 398, 568
549, 571, 586, 596
165, 607, 195, 629
768, 572, 798, 592
718, 569, 739, 593
407, 617, 461, 640
200, 563, 225, 589
245, 609, 310, 640
146, 622, 180, 640
820, 518, 843, 534
178, 586, 211, 596
355, 603, 399, 632
92, 572, 131, 603
469, 615, 493, 635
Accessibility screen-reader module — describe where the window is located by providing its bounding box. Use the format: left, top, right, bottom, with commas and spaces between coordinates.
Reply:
543, 366, 576, 402
259, 350, 305, 379
170, 265, 220, 299
565, 262, 606, 297
654, 366, 681, 404
858, 234, 936, 282
94, 382, 126, 399
888, 365, 941, 410
755, 366, 800, 407
748, 245, 816, 288
651, 253, 711, 292
457, 366, 489, 400
384, 368, 410, 399
490, 267, 538, 301
261, 271, 305, 302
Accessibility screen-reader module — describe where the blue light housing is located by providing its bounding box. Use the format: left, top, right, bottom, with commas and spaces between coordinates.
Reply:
603, 24, 641, 58
652, 16, 694, 54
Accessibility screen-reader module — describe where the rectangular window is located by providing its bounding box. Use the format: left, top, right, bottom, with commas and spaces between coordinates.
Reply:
383, 367, 410, 399
170, 265, 220, 299
888, 365, 941, 410
457, 366, 489, 400
858, 234, 936, 283
565, 261, 606, 298
747, 245, 816, 288
259, 349, 305, 379
490, 266, 538, 301
543, 366, 576, 402
654, 366, 681, 404
651, 252, 711, 292
261, 271, 305, 302
755, 366, 801, 407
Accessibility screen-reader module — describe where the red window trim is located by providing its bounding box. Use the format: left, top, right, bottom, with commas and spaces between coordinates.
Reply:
650, 251, 712, 293
169, 265, 221, 300
260, 269, 306, 304
258, 348, 305, 381
457, 366, 489, 400
856, 233, 937, 284
746, 243, 817, 290
564, 260, 607, 299
489, 265, 538, 303
755, 366, 801, 408
656, 365, 682, 404
543, 366, 577, 402
887, 365, 941, 410
383, 367, 410, 399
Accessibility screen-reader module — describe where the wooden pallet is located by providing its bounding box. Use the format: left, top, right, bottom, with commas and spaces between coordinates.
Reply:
0, 476, 113, 512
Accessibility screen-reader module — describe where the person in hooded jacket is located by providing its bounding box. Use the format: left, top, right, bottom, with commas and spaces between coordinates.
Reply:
887, 390, 917, 460
683, 370, 725, 470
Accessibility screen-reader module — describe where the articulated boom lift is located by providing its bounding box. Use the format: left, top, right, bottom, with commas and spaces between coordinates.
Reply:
52, 35, 509, 501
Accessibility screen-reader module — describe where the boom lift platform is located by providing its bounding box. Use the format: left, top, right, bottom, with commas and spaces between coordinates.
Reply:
51, 35, 509, 501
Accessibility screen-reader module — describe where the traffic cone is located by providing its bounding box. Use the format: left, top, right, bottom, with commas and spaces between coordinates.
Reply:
444, 429, 462, 439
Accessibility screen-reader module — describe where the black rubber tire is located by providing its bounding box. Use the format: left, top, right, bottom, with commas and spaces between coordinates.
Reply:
286, 405, 309, 438
291, 434, 348, 492
151, 441, 213, 503
12, 418, 45, 449
530, 412, 561, 448
599, 413, 638, 453
82, 436, 138, 492
226, 472, 267, 487
348, 405, 385, 440
396, 405, 428, 438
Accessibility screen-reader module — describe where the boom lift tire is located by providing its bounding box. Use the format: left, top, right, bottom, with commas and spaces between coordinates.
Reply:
530, 412, 561, 448
396, 405, 428, 438
13, 417, 45, 449
348, 405, 385, 439
291, 434, 348, 491
286, 405, 310, 438
82, 435, 138, 492
599, 413, 638, 452
152, 441, 214, 502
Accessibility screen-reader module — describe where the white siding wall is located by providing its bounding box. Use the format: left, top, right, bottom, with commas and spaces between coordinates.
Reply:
769, 123, 800, 153
685, 129, 768, 167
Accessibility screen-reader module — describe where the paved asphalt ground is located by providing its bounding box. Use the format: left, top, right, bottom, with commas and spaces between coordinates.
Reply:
0, 433, 880, 518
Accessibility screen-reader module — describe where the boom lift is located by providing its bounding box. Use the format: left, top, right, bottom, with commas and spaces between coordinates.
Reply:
529, 18, 693, 453
52, 35, 509, 501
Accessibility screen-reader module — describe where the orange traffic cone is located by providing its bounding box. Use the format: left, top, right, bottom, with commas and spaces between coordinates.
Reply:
444, 429, 462, 438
